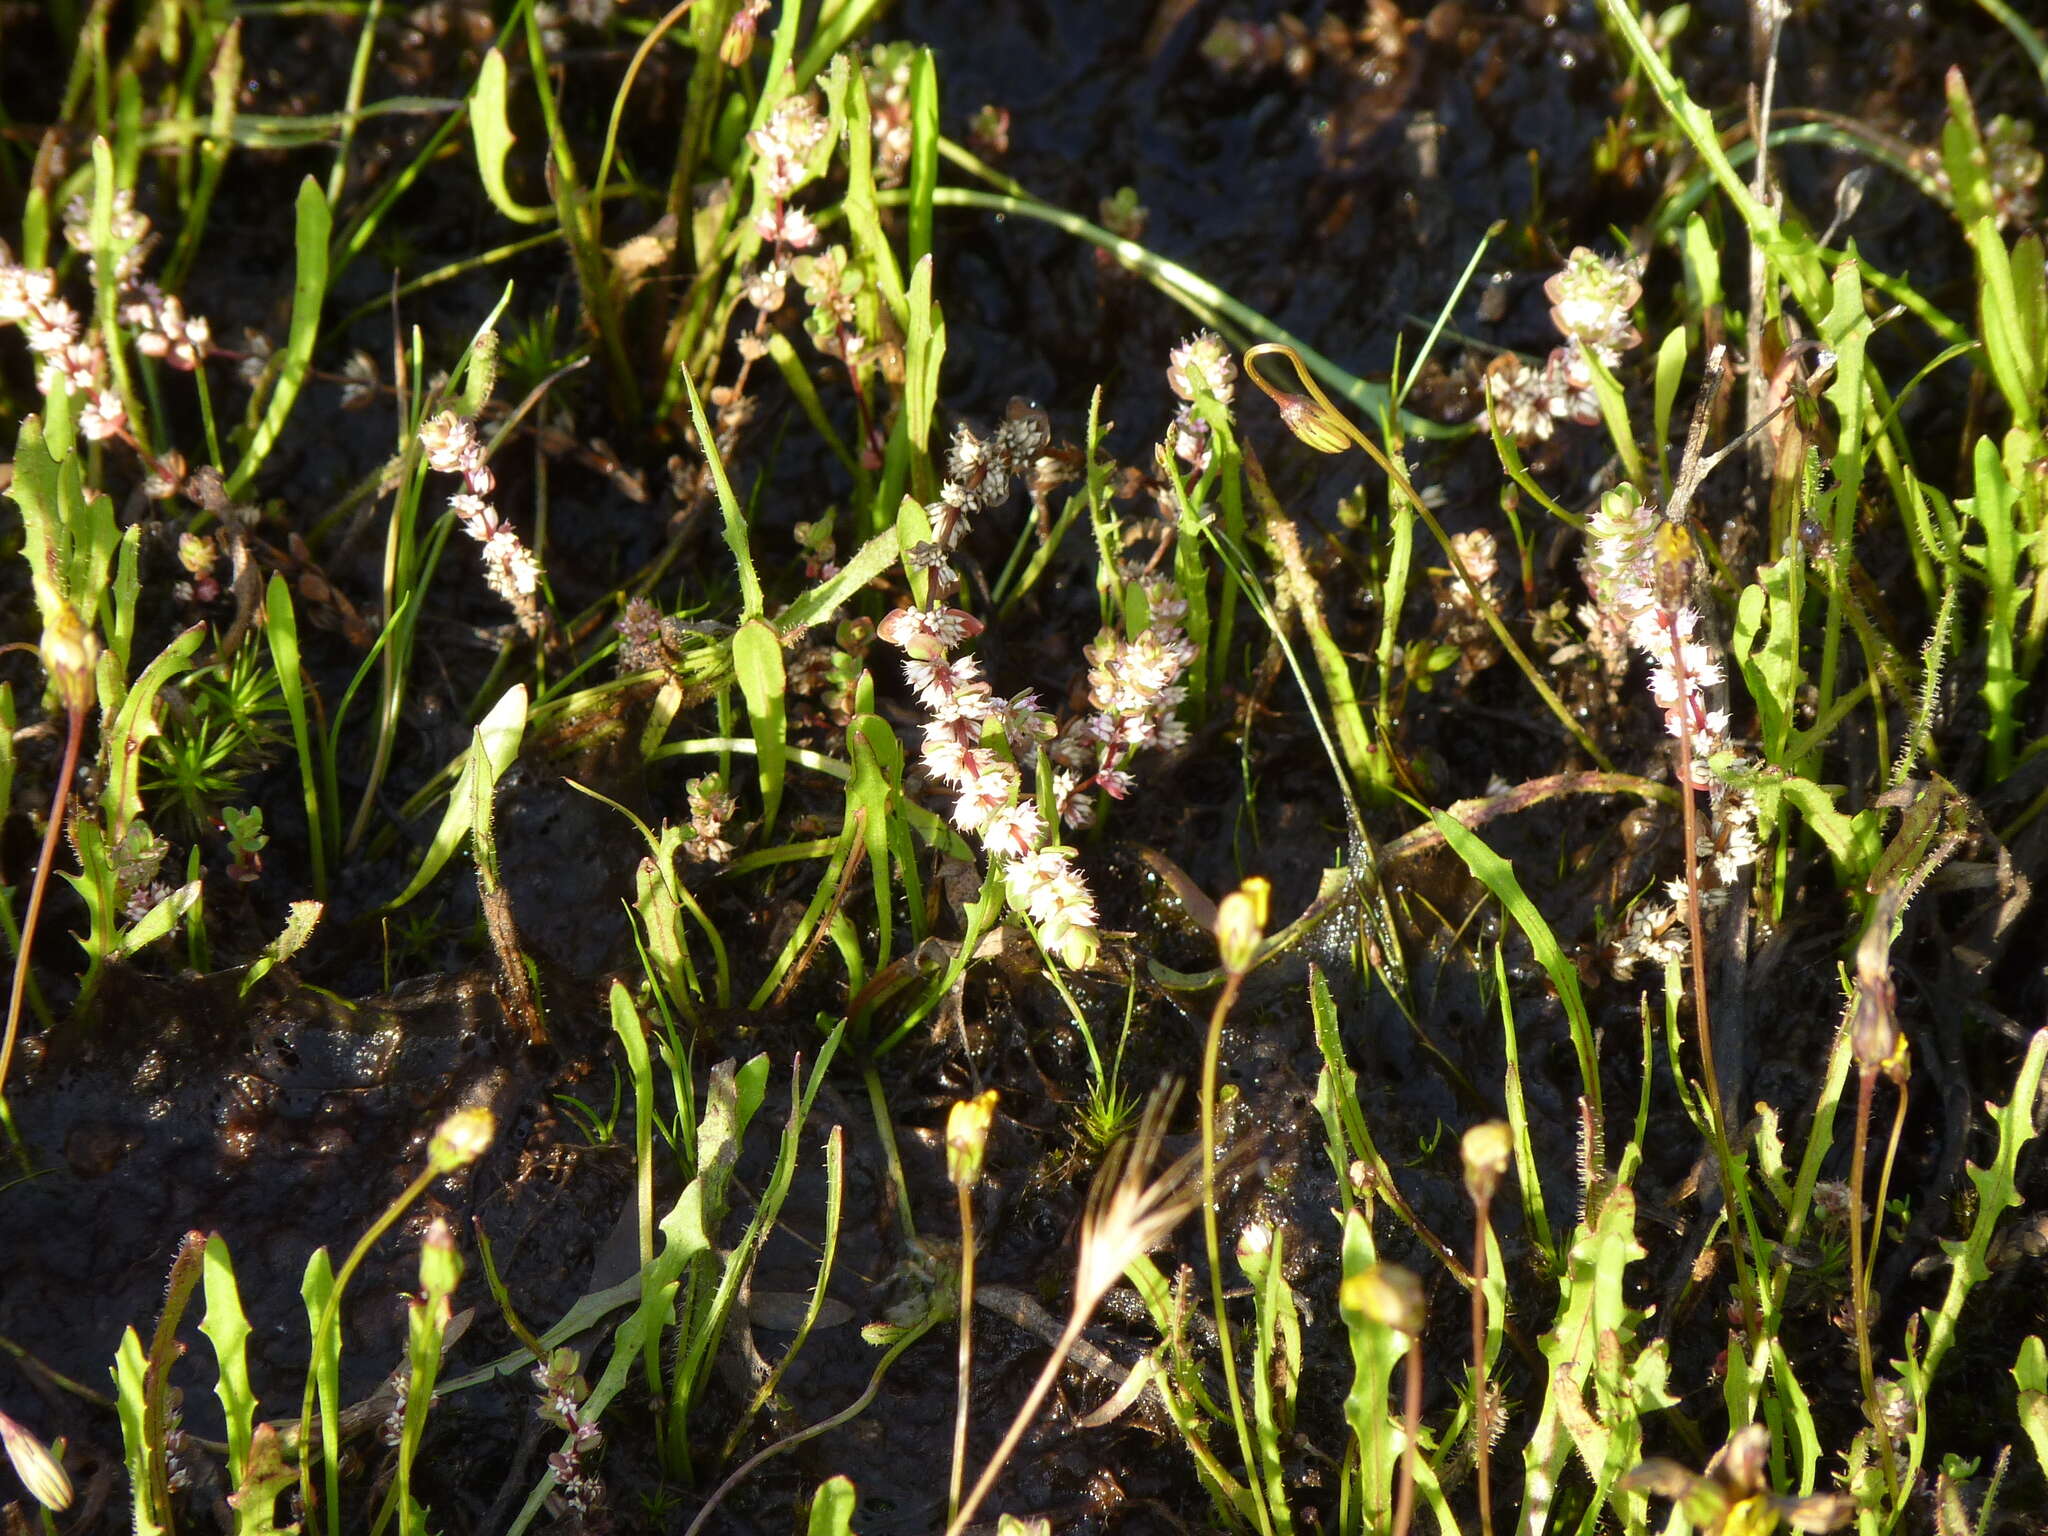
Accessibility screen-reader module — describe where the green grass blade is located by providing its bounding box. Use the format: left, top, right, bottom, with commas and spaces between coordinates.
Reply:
1429, 811, 1600, 1126
264, 574, 326, 899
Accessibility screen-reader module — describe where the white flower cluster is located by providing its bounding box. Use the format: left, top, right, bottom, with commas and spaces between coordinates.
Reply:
1049, 577, 1196, 829
1165, 330, 1237, 472
2, 188, 222, 446
741, 91, 829, 306
0, 241, 123, 439
1434, 528, 1504, 680
878, 599, 1097, 968
417, 407, 543, 627
1611, 788, 1762, 979
1584, 486, 1764, 979
1580, 484, 1729, 784
1484, 246, 1644, 446
683, 774, 738, 864
925, 399, 1052, 556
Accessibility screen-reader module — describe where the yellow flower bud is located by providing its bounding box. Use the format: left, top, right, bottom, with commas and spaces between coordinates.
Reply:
0, 1410, 72, 1512
1461, 1120, 1513, 1206
39, 600, 99, 716
1340, 1262, 1424, 1337
946, 1089, 999, 1189
1214, 877, 1270, 976
428, 1107, 495, 1173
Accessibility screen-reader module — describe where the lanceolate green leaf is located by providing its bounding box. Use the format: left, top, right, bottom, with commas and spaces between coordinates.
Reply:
385, 684, 527, 910
227, 177, 328, 497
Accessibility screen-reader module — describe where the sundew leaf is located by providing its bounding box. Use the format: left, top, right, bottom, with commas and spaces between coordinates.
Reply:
199, 1237, 257, 1488
470, 48, 553, 226
240, 900, 323, 997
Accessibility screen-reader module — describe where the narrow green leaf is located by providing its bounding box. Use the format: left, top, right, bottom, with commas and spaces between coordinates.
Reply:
264, 574, 326, 898
299, 1248, 341, 1536
680, 362, 762, 618
385, 684, 528, 909
807, 1475, 858, 1536
1429, 812, 1599, 1123
907, 47, 938, 267
904, 254, 945, 456
829, 53, 907, 327
101, 624, 206, 842
733, 619, 787, 835
780, 528, 900, 637
227, 177, 329, 497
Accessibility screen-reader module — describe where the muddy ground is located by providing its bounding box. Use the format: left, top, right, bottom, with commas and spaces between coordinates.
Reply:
3, 1, 2046, 1532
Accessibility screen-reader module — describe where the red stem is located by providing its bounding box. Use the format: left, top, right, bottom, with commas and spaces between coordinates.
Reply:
0, 704, 85, 1098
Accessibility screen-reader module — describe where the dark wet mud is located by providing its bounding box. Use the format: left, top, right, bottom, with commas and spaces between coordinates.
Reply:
4, 1, 2047, 1532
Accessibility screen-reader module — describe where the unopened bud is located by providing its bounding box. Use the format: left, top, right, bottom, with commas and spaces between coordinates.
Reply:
1215, 877, 1270, 975
1282, 394, 1355, 453
1461, 1120, 1513, 1206
418, 1216, 462, 1300
946, 1089, 998, 1190
719, 0, 767, 65
428, 1107, 495, 1173
0, 1410, 72, 1512
1341, 1262, 1424, 1337
1236, 1221, 1274, 1273
40, 601, 99, 715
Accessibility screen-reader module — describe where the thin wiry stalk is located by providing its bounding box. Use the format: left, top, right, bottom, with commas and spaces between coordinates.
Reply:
1201, 967, 1274, 1536
1394, 1334, 1422, 1536
945, 1088, 1197, 1536
0, 701, 84, 1112
950, 1182, 975, 1524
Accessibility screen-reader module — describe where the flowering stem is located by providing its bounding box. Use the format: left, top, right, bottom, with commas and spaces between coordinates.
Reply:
1665, 612, 1764, 1338
945, 1309, 1089, 1536
0, 698, 85, 1114
1848, 1064, 1903, 1500
950, 1182, 976, 1525
1472, 1201, 1494, 1536
1393, 1333, 1422, 1536
1200, 968, 1275, 1536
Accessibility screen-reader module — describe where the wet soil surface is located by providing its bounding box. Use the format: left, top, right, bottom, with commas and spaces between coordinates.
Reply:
5, 0, 2048, 1532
